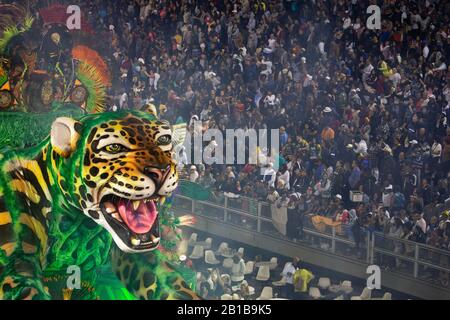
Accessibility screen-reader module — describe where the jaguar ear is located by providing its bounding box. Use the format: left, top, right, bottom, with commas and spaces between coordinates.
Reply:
50, 117, 82, 158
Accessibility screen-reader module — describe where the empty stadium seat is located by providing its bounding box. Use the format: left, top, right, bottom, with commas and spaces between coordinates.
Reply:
351, 287, 372, 300
272, 276, 287, 287
203, 237, 212, 250
256, 265, 270, 281
244, 261, 254, 275
318, 277, 331, 290
188, 233, 197, 246
216, 242, 229, 255
371, 292, 392, 300
177, 239, 188, 257
309, 287, 324, 299
204, 250, 220, 265
256, 286, 273, 300
188, 245, 204, 260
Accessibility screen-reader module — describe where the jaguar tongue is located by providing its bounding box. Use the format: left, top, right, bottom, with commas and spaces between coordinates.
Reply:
117, 199, 157, 234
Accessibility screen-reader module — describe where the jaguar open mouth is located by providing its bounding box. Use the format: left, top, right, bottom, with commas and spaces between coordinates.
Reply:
100, 194, 161, 250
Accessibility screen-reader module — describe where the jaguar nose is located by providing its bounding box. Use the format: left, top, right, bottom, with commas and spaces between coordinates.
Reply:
143, 165, 171, 187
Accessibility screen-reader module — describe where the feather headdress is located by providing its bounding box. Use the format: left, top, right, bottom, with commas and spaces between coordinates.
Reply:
72, 45, 111, 113
0, 4, 34, 54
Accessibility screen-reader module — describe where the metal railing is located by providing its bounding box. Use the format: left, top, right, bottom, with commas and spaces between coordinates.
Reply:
371, 232, 450, 285
172, 192, 450, 288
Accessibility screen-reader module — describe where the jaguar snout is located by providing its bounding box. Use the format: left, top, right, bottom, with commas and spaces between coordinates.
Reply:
143, 165, 171, 189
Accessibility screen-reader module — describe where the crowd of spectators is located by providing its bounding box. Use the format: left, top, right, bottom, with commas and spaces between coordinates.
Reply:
28, 1, 450, 261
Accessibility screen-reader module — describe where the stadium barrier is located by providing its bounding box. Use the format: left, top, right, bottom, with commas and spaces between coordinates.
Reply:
172, 184, 450, 289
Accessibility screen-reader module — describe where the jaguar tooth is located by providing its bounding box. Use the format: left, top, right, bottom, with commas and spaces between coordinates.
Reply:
132, 200, 140, 210
151, 235, 160, 243
131, 237, 141, 246
104, 202, 116, 214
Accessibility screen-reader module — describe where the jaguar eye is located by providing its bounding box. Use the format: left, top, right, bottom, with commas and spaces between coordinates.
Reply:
157, 135, 172, 146
104, 144, 126, 153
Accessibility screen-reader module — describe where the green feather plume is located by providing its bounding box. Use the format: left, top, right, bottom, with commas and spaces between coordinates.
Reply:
75, 62, 108, 113
0, 15, 34, 54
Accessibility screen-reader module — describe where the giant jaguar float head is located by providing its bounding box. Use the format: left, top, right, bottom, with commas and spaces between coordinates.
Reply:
49, 111, 185, 253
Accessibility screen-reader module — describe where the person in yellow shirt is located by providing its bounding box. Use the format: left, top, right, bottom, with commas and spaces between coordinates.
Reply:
293, 267, 314, 299
296, 135, 309, 156
174, 34, 182, 45
378, 60, 394, 77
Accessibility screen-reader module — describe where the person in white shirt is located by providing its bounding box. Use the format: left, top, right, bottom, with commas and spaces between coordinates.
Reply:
277, 167, 291, 190
266, 188, 279, 203
362, 60, 374, 83
231, 254, 246, 283
175, 146, 188, 172
189, 165, 199, 182
353, 137, 368, 155
414, 213, 427, 235
431, 138, 442, 166
411, 12, 421, 31
443, 84, 450, 104
281, 257, 300, 299
260, 58, 273, 76
303, 73, 313, 88
382, 185, 394, 208
263, 93, 277, 106
264, 34, 276, 53
148, 71, 160, 90
262, 163, 277, 188
206, 271, 215, 293
225, 166, 235, 179
119, 92, 128, 109
275, 194, 290, 209
389, 68, 402, 87
432, 61, 447, 72
342, 15, 352, 29
412, 213, 427, 243
423, 45, 430, 59
318, 41, 326, 58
